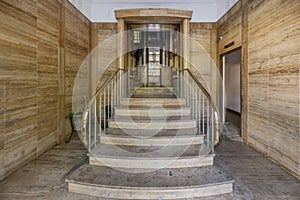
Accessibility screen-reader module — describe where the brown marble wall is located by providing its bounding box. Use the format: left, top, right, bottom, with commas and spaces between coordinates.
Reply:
217, 0, 300, 178
0, 0, 91, 180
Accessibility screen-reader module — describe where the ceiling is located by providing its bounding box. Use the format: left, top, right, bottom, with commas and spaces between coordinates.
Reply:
68, 0, 239, 22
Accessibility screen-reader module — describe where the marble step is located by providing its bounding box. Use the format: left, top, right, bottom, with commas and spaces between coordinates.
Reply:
115, 107, 191, 119
104, 128, 199, 137
120, 98, 186, 108
131, 93, 177, 98
109, 119, 197, 129
99, 132, 204, 146
66, 164, 234, 199
134, 87, 174, 93
88, 144, 214, 169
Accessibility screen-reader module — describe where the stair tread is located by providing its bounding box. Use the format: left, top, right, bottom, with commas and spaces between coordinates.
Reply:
89, 144, 212, 158
116, 107, 190, 111
110, 119, 196, 123
109, 119, 197, 129
66, 164, 233, 188
122, 98, 185, 101
104, 128, 199, 137
120, 98, 186, 108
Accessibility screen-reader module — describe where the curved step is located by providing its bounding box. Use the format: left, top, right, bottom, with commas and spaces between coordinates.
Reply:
100, 134, 204, 146
109, 120, 197, 130
88, 144, 214, 169
66, 164, 234, 199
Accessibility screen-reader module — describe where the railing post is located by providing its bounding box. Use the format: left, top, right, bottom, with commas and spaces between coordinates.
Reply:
111, 81, 114, 118
206, 99, 210, 149
211, 107, 215, 154
202, 94, 205, 135
108, 82, 110, 122
104, 87, 106, 133
196, 88, 200, 134
94, 99, 97, 148
88, 107, 91, 152
99, 92, 102, 136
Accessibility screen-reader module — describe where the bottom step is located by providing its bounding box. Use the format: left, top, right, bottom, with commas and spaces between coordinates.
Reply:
66, 164, 234, 199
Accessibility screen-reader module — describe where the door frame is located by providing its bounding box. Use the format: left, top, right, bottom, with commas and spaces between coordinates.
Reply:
220, 47, 243, 135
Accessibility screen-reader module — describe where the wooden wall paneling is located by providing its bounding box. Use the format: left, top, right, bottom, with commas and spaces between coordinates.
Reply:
64, 1, 91, 137
94, 23, 118, 90
0, 86, 4, 180
267, 0, 300, 178
4, 82, 38, 176
218, 0, 299, 178
217, 1, 242, 55
0, 0, 92, 180
37, 0, 59, 154
241, 0, 249, 144
210, 23, 217, 65
248, 0, 271, 155
58, 1, 66, 143
189, 23, 214, 91
1, 0, 39, 177
90, 24, 98, 96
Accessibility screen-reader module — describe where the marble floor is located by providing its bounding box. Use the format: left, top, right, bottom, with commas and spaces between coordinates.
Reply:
0, 124, 299, 200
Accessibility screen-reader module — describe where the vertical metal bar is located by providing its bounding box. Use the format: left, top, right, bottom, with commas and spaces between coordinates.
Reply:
116, 73, 119, 107
104, 87, 106, 133
211, 107, 215, 154
194, 86, 199, 130
111, 81, 114, 117
185, 75, 188, 107
127, 69, 130, 97
197, 88, 200, 134
99, 92, 102, 135
177, 69, 179, 97
185, 75, 187, 105
94, 99, 97, 148
119, 71, 122, 101
202, 94, 205, 135
179, 72, 181, 98
108, 82, 110, 120
191, 78, 194, 119
189, 76, 194, 119
115, 75, 118, 108
180, 72, 183, 98
88, 108, 91, 152
193, 81, 199, 118
206, 100, 210, 149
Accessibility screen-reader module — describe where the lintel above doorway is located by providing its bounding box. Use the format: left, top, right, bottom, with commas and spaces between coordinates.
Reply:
114, 8, 193, 23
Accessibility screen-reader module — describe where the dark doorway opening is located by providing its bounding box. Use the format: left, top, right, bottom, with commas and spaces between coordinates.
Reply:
222, 49, 241, 132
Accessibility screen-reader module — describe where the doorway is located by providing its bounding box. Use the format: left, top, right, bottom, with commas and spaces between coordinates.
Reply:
128, 24, 179, 87
222, 49, 241, 131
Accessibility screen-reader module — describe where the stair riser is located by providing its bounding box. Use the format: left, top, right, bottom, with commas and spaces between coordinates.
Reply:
115, 109, 191, 117
134, 88, 174, 92
120, 99, 186, 108
105, 128, 198, 137
109, 121, 197, 129
100, 135, 203, 146
89, 156, 214, 169
68, 182, 233, 199
114, 116, 191, 121
131, 95, 176, 98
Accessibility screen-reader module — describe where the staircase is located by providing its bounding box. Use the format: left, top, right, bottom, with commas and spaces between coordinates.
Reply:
66, 72, 234, 199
